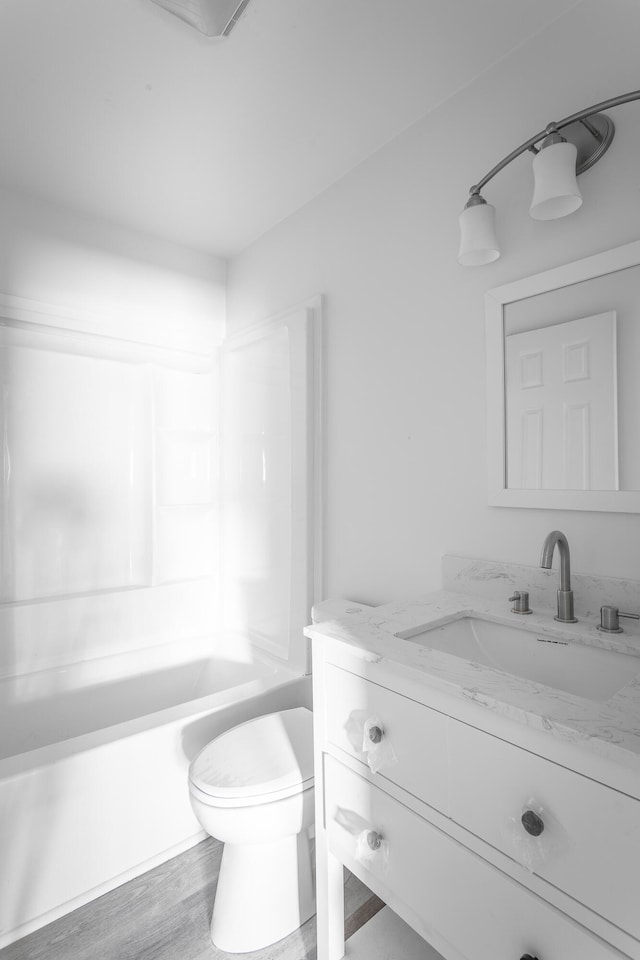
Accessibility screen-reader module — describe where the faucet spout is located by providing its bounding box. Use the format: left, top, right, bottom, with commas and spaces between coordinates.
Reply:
540, 530, 578, 623
540, 530, 571, 591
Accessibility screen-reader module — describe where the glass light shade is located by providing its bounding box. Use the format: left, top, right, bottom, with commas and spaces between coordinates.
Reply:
458, 201, 500, 266
530, 140, 582, 221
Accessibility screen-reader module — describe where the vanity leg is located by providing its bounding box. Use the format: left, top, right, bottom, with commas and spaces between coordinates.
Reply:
312, 640, 346, 960
316, 842, 345, 960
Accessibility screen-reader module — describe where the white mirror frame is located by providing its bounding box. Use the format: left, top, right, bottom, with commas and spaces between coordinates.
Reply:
486, 239, 640, 513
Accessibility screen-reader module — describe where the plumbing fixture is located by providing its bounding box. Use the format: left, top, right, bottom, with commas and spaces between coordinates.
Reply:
598, 605, 640, 634
540, 530, 577, 623
509, 591, 532, 614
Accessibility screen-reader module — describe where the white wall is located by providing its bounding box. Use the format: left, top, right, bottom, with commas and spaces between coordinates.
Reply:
0, 186, 225, 352
226, 0, 640, 604
0, 188, 226, 678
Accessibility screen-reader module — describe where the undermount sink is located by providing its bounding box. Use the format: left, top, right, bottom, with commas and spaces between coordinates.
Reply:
396, 617, 640, 702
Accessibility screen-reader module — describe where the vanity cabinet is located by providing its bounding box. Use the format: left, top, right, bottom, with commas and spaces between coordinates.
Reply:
311, 639, 640, 960
448, 722, 640, 941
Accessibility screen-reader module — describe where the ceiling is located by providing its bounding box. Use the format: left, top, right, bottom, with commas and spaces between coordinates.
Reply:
0, 0, 580, 257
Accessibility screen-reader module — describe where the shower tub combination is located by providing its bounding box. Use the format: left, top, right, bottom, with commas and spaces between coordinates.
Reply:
0, 297, 323, 949
0, 638, 310, 948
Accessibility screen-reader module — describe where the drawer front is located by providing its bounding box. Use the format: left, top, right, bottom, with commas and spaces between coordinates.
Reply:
448, 720, 640, 941
324, 664, 448, 813
325, 755, 624, 960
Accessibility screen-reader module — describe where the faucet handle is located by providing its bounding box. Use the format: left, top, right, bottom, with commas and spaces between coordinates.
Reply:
509, 590, 532, 615
599, 605, 640, 633
599, 604, 621, 633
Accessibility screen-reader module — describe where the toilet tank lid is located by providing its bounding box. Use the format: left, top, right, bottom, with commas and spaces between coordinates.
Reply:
311, 598, 374, 623
189, 707, 314, 800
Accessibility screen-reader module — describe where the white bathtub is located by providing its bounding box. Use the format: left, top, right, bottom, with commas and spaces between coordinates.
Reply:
0, 639, 311, 948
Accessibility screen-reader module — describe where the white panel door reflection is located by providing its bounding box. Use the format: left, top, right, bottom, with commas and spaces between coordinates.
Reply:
505, 312, 618, 490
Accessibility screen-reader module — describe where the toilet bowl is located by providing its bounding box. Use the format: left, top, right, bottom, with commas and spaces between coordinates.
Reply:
188, 706, 315, 953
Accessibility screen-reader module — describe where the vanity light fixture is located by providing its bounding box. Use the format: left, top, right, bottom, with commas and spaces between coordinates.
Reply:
458, 89, 640, 266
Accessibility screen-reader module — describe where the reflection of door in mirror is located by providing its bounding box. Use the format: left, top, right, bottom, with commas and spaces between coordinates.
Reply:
505, 312, 618, 490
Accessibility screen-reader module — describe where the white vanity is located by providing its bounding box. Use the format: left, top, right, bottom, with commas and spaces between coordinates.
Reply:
306, 558, 640, 960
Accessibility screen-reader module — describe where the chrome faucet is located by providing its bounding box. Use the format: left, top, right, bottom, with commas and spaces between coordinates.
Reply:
540, 530, 578, 623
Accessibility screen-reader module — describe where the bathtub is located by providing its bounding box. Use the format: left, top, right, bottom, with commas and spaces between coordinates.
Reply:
0, 637, 311, 948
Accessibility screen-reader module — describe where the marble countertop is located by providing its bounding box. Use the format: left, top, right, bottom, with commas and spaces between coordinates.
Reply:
304, 587, 640, 778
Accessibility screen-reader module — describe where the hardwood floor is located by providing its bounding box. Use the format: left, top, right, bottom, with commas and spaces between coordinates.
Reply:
1, 839, 384, 960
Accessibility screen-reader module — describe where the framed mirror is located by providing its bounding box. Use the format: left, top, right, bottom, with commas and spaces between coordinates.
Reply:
486, 239, 640, 512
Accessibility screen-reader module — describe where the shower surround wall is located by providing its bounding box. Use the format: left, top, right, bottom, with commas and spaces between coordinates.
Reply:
0, 301, 219, 679
0, 190, 226, 679
219, 299, 323, 675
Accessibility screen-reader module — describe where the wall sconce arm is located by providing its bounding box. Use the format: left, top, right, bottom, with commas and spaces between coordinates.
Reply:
467, 89, 640, 200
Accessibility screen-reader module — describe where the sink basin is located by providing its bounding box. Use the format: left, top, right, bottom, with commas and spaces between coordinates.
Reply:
396, 617, 640, 701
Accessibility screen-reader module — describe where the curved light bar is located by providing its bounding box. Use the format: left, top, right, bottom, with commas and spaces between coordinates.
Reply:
458, 89, 640, 266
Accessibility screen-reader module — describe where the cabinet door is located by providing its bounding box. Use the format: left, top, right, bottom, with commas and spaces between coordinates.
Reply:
324, 665, 448, 813
448, 719, 640, 941
325, 756, 625, 960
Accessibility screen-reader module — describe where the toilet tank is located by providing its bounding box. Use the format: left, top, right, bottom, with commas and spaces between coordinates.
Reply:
311, 599, 374, 624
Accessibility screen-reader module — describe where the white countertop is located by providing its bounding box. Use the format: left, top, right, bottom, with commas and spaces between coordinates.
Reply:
305, 588, 640, 781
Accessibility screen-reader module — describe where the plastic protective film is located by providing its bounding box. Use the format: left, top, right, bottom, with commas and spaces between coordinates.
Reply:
362, 715, 398, 774
354, 829, 390, 876
501, 797, 571, 872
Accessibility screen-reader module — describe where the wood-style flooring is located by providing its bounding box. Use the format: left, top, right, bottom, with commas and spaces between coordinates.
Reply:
1, 838, 384, 960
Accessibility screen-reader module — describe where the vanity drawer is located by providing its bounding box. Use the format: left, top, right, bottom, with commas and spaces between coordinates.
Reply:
324, 664, 448, 813
324, 755, 623, 960
448, 720, 640, 941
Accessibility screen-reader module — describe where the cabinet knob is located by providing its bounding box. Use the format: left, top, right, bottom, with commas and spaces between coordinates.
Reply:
521, 809, 544, 837
366, 830, 383, 850
520, 955, 540, 960
368, 724, 383, 744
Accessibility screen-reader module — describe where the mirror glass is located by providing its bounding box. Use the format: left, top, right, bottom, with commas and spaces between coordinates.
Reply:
503, 264, 640, 492
486, 241, 640, 512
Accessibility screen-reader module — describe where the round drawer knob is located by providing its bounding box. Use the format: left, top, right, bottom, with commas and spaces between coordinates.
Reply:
520, 954, 540, 960
368, 724, 384, 744
521, 809, 544, 837
366, 830, 383, 850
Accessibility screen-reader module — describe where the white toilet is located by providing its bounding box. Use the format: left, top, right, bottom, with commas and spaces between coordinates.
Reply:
188, 706, 315, 953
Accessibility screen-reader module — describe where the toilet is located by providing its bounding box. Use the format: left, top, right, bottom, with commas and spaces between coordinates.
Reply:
188, 706, 315, 953
188, 602, 370, 952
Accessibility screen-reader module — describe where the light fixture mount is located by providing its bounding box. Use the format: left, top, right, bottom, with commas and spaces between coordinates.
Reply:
561, 113, 615, 174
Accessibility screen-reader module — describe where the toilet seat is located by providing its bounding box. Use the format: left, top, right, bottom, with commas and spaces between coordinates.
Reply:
189, 707, 314, 807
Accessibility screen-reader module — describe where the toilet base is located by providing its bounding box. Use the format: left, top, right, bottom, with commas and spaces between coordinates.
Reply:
210, 831, 315, 953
